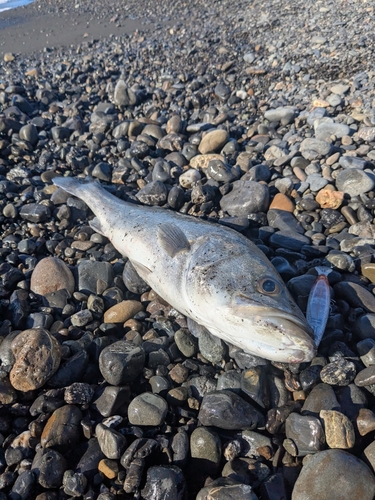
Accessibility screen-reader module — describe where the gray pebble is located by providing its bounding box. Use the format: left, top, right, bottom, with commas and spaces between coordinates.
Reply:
128, 392, 168, 426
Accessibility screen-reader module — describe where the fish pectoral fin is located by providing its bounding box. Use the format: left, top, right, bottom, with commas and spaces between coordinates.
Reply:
89, 217, 106, 236
157, 223, 190, 258
131, 260, 153, 277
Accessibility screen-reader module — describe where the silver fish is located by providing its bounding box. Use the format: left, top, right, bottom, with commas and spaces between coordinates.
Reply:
52, 177, 316, 363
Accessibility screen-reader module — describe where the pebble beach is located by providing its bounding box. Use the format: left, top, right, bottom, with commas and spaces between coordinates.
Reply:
2, 0, 375, 499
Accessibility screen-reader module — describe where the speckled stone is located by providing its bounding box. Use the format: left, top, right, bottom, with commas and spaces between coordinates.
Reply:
10, 328, 61, 392
30, 257, 75, 296
320, 410, 355, 449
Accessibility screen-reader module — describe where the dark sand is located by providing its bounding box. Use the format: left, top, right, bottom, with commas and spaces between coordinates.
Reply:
0, 0, 148, 56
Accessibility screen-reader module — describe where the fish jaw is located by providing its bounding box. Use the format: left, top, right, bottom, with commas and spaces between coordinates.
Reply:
207, 305, 317, 364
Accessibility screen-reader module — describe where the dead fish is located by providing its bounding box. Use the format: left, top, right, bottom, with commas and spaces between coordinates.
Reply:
52, 177, 316, 363
306, 266, 331, 348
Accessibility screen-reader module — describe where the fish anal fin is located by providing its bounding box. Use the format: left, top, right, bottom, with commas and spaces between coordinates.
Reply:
89, 217, 106, 236
157, 223, 190, 258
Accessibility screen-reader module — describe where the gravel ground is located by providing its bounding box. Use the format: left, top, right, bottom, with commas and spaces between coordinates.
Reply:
2, 0, 375, 499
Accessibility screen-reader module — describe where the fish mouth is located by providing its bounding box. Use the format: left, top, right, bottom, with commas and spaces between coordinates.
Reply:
266, 311, 316, 363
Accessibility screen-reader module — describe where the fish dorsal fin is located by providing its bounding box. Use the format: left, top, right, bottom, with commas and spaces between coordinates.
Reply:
157, 223, 190, 257
89, 217, 106, 236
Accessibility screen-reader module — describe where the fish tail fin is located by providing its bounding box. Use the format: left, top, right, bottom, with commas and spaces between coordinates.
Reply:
315, 265, 332, 276
52, 176, 93, 197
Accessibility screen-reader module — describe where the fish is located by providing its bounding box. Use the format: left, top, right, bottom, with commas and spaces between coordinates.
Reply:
306, 266, 332, 348
52, 176, 316, 363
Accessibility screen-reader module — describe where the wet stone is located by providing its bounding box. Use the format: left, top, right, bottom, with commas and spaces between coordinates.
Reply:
269, 230, 310, 251
31, 448, 67, 488
136, 180, 168, 206
10, 328, 61, 392
291, 449, 375, 500
123, 260, 150, 294
19, 203, 51, 223
99, 341, 145, 385
198, 390, 264, 430
285, 412, 325, 456
196, 477, 257, 500
336, 384, 367, 421
320, 410, 355, 449
141, 465, 186, 500
217, 370, 242, 393
62, 470, 88, 497
41, 405, 82, 451
128, 392, 168, 426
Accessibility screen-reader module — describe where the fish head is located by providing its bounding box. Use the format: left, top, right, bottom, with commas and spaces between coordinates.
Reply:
186, 234, 316, 363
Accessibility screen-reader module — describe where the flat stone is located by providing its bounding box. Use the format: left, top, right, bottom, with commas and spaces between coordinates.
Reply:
77, 260, 113, 295
20, 203, 51, 222
128, 392, 168, 426
10, 328, 61, 391
320, 410, 355, 448
355, 365, 375, 387
197, 478, 257, 500
198, 390, 264, 430
269, 230, 311, 251
339, 156, 367, 169
292, 449, 375, 500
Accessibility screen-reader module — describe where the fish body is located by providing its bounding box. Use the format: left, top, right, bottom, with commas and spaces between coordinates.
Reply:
52, 177, 316, 363
306, 266, 332, 347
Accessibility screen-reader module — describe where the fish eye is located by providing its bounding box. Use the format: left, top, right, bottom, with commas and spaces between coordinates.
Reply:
257, 277, 280, 295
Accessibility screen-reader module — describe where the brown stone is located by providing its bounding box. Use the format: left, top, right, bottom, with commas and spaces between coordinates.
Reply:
198, 130, 229, 154
4, 53, 15, 62
103, 300, 144, 323
269, 193, 294, 212
41, 405, 82, 449
169, 363, 189, 384
316, 189, 344, 209
320, 410, 355, 449
312, 99, 329, 108
362, 263, 375, 284
30, 257, 75, 296
190, 153, 224, 170
10, 329, 61, 392
357, 408, 375, 436
98, 459, 118, 479
166, 115, 182, 134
